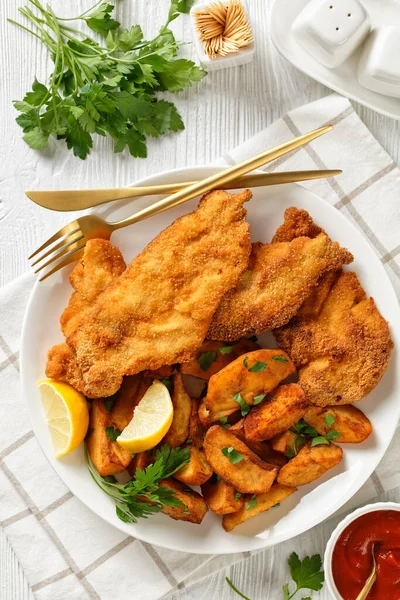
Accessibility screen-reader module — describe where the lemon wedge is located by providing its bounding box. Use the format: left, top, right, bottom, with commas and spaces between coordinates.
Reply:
38, 379, 89, 458
117, 380, 173, 453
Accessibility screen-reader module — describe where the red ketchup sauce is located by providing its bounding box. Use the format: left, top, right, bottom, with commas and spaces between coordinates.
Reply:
332, 510, 400, 600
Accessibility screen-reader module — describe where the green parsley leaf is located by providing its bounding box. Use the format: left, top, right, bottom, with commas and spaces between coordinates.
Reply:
219, 345, 234, 355
272, 355, 289, 363
219, 416, 231, 429
167, 0, 195, 25
114, 127, 147, 158
186, 438, 192, 444
233, 392, 251, 416
23, 79, 49, 106
243, 357, 267, 372
253, 393, 266, 405
197, 351, 218, 371
311, 436, 330, 447
287, 552, 324, 594
105, 426, 121, 441
282, 583, 291, 600
104, 395, 117, 412
324, 413, 336, 427
225, 578, 251, 600
22, 127, 49, 150
325, 430, 340, 441
246, 495, 257, 510
221, 447, 244, 464
84, 3, 120, 37
272, 502, 280, 508
234, 492, 241, 501
286, 445, 296, 459
291, 420, 319, 438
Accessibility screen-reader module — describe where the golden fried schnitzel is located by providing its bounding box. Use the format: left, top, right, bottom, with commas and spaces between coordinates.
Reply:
61, 239, 126, 337
48, 189, 252, 398
275, 268, 393, 406
208, 232, 353, 341
47, 240, 126, 388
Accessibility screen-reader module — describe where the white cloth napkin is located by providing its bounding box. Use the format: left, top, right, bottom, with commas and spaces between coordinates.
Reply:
1, 93, 399, 600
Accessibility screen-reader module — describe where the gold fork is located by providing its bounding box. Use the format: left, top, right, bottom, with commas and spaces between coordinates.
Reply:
30, 124, 333, 281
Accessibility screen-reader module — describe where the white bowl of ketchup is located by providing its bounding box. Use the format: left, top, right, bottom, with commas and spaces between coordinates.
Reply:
324, 502, 400, 600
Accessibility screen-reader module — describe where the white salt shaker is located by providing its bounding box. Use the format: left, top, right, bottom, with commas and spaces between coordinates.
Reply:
358, 26, 400, 98
292, 0, 371, 68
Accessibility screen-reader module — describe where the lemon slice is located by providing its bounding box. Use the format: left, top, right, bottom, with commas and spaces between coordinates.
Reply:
117, 380, 173, 453
38, 379, 89, 458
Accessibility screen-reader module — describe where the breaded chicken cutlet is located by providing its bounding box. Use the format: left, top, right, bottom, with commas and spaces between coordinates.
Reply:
47, 189, 252, 398
207, 208, 353, 340
273, 208, 393, 406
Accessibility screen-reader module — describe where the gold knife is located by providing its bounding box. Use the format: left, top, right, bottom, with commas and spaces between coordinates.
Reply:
26, 169, 341, 212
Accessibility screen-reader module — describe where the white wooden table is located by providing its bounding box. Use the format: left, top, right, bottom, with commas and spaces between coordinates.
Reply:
1, 0, 399, 598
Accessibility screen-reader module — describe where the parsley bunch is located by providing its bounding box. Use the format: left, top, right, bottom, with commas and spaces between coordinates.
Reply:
85, 443, 190, 523
10, 0, 206, 159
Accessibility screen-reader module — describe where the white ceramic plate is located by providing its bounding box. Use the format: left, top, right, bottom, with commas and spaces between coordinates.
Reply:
21, 166, 400, 554
269, 0, 400, 120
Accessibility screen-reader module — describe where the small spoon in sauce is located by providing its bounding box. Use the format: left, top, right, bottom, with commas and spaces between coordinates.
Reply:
355, 543, 377, 600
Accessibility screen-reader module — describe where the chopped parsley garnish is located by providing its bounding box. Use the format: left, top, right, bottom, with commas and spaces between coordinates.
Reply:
234, 492, 241, 501
182, 484, 195, 498
253, 393, 266, 405
104, 395, 117, 412
105, 426, 121, 441
243, 356, 267, 372
210, 473, 221, 484
290, 419, 340, 449
272, 355, 289, 363
246, 495, 257, 510
221, 447, 244, 464
197, 351, 218, 371
219, 345, 234, 355
85, 444, 190, 523
219, 416, 231, 429
233, 392, 251, 416
324, 413, 336, 427
272, 503, 280, 508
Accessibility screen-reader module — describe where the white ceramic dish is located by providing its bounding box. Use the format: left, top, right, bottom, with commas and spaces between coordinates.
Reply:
21, 165, 400, 554
324, 501, 400, 599
269, 0, 400, 120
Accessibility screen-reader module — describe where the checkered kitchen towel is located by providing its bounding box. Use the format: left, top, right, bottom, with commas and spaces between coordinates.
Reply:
1, 94, 400, 600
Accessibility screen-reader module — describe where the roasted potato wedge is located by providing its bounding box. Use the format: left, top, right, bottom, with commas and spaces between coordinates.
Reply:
203, 425, 278, 494
174, 447, 213, 485
270, 430, 300, 455
304, 405, 372, 443
127, 451, 151, 478
244, 384, 309, 442
201, 477, 244, 514
277, 442, 343, 487
162, 374, 192, 447
204, 349, 295, 423
229, 419, 287, 467
190, 398, 206, 448
110, 375, 146, 431
159, 478, 208, 524
222, 483, 297, 532
87, 400, 132, 476
180, 338, 260, 380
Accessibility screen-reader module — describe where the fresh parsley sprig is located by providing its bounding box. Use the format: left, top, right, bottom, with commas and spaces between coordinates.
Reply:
85, 443, 190, 523
225, 553, 324, 600
283, 552, 324, 600
10, 0, 205, 159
